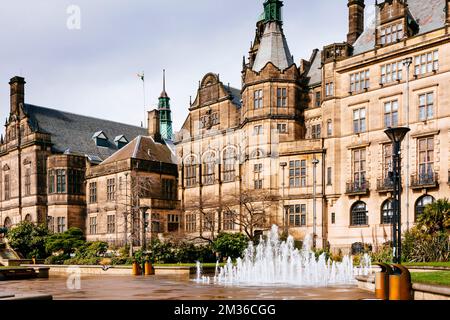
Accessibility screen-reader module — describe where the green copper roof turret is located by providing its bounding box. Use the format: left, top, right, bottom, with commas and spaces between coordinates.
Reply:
158, 69, 173, 141
264, 0, 283, 24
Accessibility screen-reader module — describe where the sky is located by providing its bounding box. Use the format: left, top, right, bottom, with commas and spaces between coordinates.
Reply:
0, 0, 376, 132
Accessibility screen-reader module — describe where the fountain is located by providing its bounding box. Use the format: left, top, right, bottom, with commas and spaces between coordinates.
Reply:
195, 225, 371, 287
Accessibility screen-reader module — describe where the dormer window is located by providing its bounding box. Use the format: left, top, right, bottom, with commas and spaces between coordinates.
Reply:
380, 23, 403, 45
376, 0, 418, 47
92, 131, 109, 148
114, 135, 128, 149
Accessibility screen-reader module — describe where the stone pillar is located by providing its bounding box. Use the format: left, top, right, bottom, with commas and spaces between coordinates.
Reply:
347, 0, 365, 45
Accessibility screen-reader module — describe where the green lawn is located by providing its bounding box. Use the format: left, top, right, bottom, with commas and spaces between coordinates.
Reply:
410, 271, 450, 286
404, 262, 450, 268
0, 266, 28, 270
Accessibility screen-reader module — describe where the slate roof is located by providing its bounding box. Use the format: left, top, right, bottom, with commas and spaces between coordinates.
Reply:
306, 50, 323, 86
228, 87, 242, 107
23, 104, 148, 162
353, 0, 446, 55
101, 135, 177, 165
252, 22, 294, 72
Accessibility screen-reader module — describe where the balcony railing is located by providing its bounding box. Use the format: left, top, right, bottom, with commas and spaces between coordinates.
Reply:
411, 172, 439, 189
346, 180, 370, 195
377, 177, 394, 192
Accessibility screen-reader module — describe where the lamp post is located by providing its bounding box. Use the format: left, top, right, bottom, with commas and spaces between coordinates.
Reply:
384, 127, 410, 264
312, 158, 320, 249
402, 57, 413, 231
140, 206, 150, 275
280, 162, 288, 235
140, 206, 150, 252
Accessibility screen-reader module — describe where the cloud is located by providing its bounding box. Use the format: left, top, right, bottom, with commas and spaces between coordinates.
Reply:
0, 0, 356, 131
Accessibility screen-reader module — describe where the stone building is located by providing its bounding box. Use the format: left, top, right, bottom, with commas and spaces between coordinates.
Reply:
85, 110, 179, 246
175, 0, 450, 253
0, 75, 178, 247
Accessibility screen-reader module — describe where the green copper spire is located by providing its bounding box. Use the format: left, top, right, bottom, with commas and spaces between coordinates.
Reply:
263, 0, 283, 24
158, 69, 173, 141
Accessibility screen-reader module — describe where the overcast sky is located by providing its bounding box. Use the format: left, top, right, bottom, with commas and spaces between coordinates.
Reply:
0, 0, 376, 132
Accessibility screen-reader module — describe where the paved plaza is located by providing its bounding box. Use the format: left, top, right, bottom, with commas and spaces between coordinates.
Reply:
0, 275, 374, 300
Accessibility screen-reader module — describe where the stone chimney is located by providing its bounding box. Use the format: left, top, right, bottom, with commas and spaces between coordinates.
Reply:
148, 109, 162, 142
446, 0, 450, 25
9, 76, 25, 116
347, 0, 365, 45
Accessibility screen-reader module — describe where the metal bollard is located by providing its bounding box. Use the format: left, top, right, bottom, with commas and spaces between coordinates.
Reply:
375, 263, 393, 300
132, 261, 141, 276
144, 261, 154, 276
389, 264, 412, 300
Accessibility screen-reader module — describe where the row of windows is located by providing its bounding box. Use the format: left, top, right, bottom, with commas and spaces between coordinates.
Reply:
182, 195, 435, 233
87, 214, 181, 235
47, 217, 66, 233
351, 136, 434, 184
183, 135, 435, 191
253, 88, 288, 110
350, 195, 435, 226
380, 23, 404, 46
352, 92, 435, 135
48, 169, 84, 195
185, 211, 235, 233
88, 178, 177, 204
349, 50, 439, 94
253, 124, 290, 136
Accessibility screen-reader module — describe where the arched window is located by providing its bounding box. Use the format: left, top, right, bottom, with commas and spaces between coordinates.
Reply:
350, 201, 368, 226
184, 156, 198, 188
3, 217, 12, 229
24, 214, 32, 223
415, 195, 435, 221
202, 152, 216, 185
223, 148, 236, 183
381, 199, 394, 225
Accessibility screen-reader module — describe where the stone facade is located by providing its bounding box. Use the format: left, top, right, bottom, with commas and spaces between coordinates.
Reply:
0, 76, 179, 247
176, 0, 450, 253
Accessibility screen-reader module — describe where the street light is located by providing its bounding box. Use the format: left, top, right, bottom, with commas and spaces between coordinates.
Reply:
140, 206, 150, 276
402, 57, 413, 231
140, 206, 150, 251
384, 127, 410, 264
312, 158, 320, 249
280, 162, 288, 235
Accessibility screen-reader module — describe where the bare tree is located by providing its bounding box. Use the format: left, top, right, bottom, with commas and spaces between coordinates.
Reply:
222, 190, 275, 242
183, 198, 218, 245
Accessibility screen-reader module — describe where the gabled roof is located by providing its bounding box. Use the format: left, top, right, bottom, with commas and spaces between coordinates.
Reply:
252, 22, 294, 72
92, 131, 108, 140
23, 104, 147, 162
101, 135, 177, 165
114, 135, 128, 143
353, 0, 446, 55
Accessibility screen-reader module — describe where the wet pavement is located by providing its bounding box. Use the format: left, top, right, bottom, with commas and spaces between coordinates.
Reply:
0, 275, 374, 300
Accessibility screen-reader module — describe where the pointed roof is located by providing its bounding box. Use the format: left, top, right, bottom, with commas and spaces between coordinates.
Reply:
159, 69, 169, 99
252, 21, 294, 72
101, 135, 176, 165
